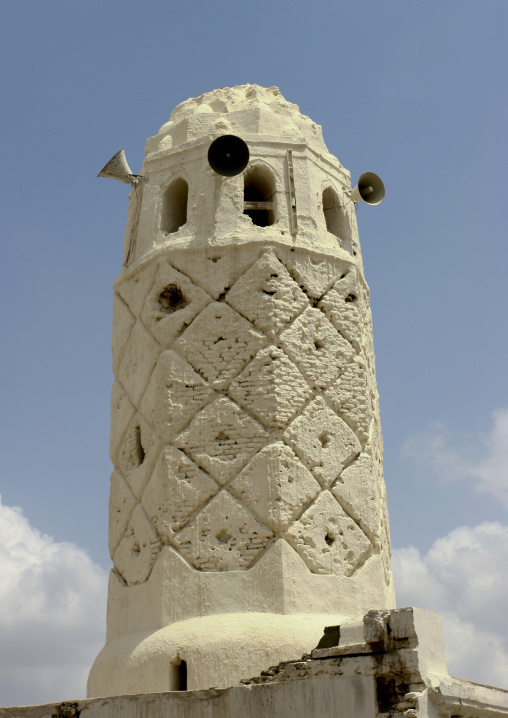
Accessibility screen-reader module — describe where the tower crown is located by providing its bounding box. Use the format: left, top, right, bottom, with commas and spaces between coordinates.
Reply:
147, 84, 329, 154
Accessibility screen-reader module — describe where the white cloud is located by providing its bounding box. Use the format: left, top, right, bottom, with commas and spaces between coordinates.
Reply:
392, 522, 508, 689
0, 495, 108, 708
400, 408, 508, 507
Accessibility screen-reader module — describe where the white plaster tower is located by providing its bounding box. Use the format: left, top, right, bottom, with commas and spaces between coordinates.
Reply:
88, 85, 395, 697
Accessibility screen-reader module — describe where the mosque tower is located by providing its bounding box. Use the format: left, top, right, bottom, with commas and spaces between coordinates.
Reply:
87, 84, 395, 697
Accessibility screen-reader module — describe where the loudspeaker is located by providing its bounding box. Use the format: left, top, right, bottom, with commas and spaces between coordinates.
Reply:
208, 135, 249, 177
351, 172, 385, 205
98, 148, 138, 184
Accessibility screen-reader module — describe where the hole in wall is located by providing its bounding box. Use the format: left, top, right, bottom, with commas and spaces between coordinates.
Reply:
318, 431, 332, 449
325, 533, 335, 546
215, 431, 230, 445
216, 529, 232, 544
134, 425, 145, 465
345, 294, 357, 303
159, 285, 188, 313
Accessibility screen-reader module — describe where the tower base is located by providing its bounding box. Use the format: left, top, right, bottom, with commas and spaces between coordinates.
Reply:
3, 609, 508, 718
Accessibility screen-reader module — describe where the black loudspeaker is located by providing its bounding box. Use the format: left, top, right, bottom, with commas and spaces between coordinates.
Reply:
208, 135, 249, 177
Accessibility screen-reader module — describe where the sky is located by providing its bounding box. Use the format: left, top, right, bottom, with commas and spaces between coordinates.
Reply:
0, 0, 507, 707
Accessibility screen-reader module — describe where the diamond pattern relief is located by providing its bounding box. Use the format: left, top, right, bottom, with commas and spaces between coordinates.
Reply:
175, 397, 268, 485
116, 260, 159, 318
117, 320, 161, 407
109, 469, 138, 559
140, 350, 215, 442
112, 294, 136, 374
110, 381, 136, 466
110, 245, 387, 580
118, 413, 161, 499
169, 245, 259, 299
280, 308, 355, 390
278, 247, 351, 300
228, 346, 311, 429
171, 490, 273, 571
114, 504, 161, 586
331, 453, 380, 543
229, 442, 320, 533
324, 356, 373, 444
175, 302, 267, 389
226, 250, 308, 338
142, 446, 218, 541
286, 491, 371, 576
141, 261, 211, 347
318, 267, 368, 352
283, 397, 361, 487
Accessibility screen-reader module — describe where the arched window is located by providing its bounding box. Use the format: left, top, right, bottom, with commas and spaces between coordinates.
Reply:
161, 178, 188, 234
322, 187, 349, 243
243, 167, 276, 227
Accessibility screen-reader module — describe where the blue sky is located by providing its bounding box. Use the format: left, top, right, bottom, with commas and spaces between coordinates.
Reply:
0, 0, 507, 707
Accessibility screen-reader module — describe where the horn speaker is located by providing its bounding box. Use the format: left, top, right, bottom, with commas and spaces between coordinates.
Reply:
98, 148, 138, 184
351, 172, 385, 205
208, 135, 249, 177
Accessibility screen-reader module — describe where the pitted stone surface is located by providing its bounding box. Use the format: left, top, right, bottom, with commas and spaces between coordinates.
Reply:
332, 453, 380, 542
226, 251, 309, 338
116, 260, 158, 318
175, 397, 269, 484
279, 248, 351, 300
142, 446, 218, 541
117, 414, 161, 499
117, 320, 161, 406
280, 308, 355, 390
229, 442, 320, 533
141, 261, 211, 347
171, 490, 273, 570
325, 356, 372, 444
169, 246, 259, 299
319, 268, 368, 352
113, 504, 161, 586
284, 397, 361, 487
175, 302, 267, 389
325, 357, 372, 443
140, 350, 215, 442
108, 470, 138, 559
112, 294, 136, 374
286, 491, 371, 576
228, 345, 312, 429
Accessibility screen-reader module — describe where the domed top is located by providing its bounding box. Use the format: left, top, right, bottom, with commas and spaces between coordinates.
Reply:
145, 84, 329, 156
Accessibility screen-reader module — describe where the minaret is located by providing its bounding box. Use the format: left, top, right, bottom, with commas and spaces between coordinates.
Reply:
87, 85, 395, 697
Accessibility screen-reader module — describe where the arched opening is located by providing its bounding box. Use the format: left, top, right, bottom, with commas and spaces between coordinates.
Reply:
243, 167, 276, 227
170, 659, 187, 691
322, 187, 350, 244
161, 178, 188, 234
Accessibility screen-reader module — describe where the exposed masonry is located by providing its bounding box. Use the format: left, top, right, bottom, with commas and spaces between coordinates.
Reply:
109, 243, 390, 586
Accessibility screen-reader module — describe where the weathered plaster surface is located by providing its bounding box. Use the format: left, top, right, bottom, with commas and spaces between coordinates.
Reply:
88, 85, 395, 697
